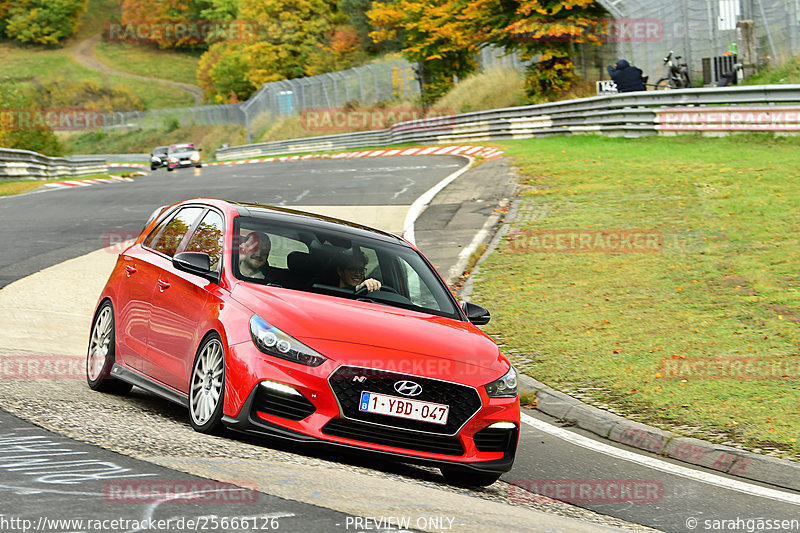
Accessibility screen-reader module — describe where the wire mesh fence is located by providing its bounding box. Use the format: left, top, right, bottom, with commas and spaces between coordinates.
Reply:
100, 60, 420, 138
97, 0, 800, 135
597, 0, 800, 88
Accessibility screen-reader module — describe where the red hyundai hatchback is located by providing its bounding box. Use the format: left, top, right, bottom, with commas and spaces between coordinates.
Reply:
87, 198, 519, 486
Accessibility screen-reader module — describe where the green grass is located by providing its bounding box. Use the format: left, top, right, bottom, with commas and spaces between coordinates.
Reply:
94, 41, 202, 86
74, 0, 122, 40
0, 173, 126, 196
471, 134, 800, 459
0, 43, 193, 109
743, 55, 800, 85
0, 178, 64, 196
430, 68, 527, 114
60, 123, 247, 156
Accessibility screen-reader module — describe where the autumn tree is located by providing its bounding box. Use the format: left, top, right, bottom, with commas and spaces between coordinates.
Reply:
197, 42, 257, 103
368, 0, 480, 107
464, 0, 607, 99
0, 82, 63, 156
239, 0, 343, 86
306, 25, 367, 76
120, 0, 226, 48
340, 0, 400, 54
4, 0, 88, 45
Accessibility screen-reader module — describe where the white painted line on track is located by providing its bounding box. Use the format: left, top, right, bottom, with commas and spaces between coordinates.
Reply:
448, 212, 498, 282
520, 412, 800, 506
402, 156, 474, 246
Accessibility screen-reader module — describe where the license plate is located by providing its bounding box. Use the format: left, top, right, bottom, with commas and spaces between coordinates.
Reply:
358, 391, 449, 425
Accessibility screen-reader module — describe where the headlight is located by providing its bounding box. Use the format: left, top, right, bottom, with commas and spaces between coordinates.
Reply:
169, 156, 178, 163
485, 366, 517, 398
190, 151, 200, 162
249, 315, 326, 367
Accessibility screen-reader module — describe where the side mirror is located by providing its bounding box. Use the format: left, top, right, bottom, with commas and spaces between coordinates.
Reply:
462, 301, 491, 325
173, 252, 218, 283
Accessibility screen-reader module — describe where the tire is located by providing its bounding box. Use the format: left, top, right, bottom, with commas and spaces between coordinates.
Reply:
655, 78, 672, 90
86, 302, 133, 394
189, 334, 226, 434
167, 166, 174, 172
440, 466, 501, 488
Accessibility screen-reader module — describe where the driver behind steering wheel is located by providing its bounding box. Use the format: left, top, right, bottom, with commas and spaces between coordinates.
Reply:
336, 249, 381, 293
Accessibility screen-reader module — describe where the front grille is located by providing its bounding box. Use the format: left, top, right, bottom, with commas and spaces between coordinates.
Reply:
322, 418, 464, 456
253, 384, 316, 421
328, 366, 482, 436
473, 426, 517, 453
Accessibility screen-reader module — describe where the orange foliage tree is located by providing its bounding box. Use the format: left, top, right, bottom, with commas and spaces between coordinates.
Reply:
463, 0, 607, 99
368, 0, 480, 108
369, 0, 606, 103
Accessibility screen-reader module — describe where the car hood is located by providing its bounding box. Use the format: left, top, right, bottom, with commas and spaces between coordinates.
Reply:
230, 284, 504, 371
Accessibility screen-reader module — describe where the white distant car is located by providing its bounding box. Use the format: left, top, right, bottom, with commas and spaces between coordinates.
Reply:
166, 143, 202, 171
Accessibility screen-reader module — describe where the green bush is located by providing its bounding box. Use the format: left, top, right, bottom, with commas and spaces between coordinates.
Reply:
4, 0, 88, 45
0, 81, 63, 155
34, 78, 145, 113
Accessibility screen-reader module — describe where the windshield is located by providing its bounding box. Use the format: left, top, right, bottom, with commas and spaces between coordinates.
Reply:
232, 216, 460, 320
169, 145, 196, 154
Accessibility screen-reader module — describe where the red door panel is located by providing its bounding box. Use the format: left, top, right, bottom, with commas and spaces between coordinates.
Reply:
114, 249, 159, 371
144, 254, 210, 392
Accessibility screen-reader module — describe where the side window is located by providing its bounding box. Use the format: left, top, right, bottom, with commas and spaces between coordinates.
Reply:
143, 212, 171, 249
397, 258, 441, 311
184, 210, 224, 270
149, 207, 204, 258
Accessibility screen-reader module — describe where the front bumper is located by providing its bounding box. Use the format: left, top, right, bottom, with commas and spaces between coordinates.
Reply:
168, 159, 201, 168
221, 340, 520, 474
222, 383, 518, 474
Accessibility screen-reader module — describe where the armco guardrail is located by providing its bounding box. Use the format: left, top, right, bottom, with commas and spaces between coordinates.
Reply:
0, 148, 107, 180
215, 85, 800, 160
68, 153, 148, 163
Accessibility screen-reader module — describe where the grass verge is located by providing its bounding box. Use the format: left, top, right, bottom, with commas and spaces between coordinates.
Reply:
60, 123, 247, 157
0, 43, 193, 110
0, 173, 130, 196
94, 41, 202, 87
471, 134, 800, 460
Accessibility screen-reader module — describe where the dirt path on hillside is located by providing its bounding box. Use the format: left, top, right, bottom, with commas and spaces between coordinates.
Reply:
70, 33, 204, 105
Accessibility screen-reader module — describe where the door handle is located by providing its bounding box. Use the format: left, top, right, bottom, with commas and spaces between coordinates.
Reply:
157, 279, 171, 290
125, 265, 137, 276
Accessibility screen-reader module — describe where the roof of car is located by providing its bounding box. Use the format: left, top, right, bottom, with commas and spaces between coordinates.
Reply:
177, 199, 408, 246
169, 143, 196, 150
238, 202, 407, 245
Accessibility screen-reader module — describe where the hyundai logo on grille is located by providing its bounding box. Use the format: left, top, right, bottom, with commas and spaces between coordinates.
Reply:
394, 380, 423, 397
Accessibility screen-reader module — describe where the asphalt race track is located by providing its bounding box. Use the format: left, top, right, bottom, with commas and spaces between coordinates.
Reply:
1, 156, 799, 533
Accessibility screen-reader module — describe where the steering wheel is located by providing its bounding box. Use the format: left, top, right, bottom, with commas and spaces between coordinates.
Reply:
354, 284, 398, 296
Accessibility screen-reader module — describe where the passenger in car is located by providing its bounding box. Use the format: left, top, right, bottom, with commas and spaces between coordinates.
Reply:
336, 249, 381, 293
239, 231, 272, 279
